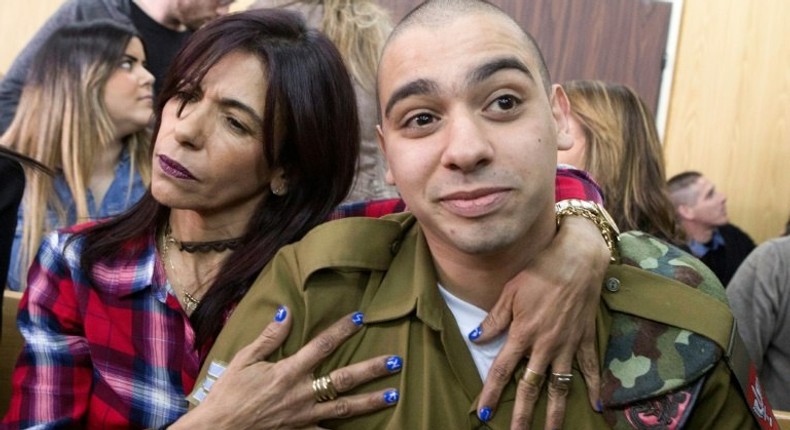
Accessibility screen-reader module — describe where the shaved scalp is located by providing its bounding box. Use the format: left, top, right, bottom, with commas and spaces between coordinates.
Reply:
381, 0, 552, 95
667, 171, 703, 207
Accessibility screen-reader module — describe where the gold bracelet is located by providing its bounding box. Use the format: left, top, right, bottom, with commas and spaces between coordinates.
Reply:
555, 199, 620, 263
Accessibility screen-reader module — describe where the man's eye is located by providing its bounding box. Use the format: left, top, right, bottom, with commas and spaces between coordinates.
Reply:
491, 95, 519, 111
407, 113, 435, 127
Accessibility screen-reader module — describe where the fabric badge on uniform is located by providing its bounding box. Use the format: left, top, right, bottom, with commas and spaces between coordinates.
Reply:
187, 360, 228, 406
746, 365, 779, 430
606, 377, 702, 430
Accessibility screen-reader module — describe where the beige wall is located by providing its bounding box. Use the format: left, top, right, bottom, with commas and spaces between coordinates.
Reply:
664, 0, 790, 243
0, 0, 252, 73
2, 1, 787, 242
0, 0, 63, 73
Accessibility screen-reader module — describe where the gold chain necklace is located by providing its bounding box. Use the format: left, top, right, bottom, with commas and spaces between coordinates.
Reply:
159, 228, 203, 313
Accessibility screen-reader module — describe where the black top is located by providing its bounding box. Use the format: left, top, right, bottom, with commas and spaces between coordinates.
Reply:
130, 1, 192, 98
701, 224, 756, 286
1, 155, 25, 334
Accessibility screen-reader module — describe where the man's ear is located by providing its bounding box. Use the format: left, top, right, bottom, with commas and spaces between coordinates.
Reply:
550, 84, 573, 150
377, 124, 396, 185
677, 204, 695, 221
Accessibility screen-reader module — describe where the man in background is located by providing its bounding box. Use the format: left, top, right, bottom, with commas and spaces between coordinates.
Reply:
668, 171, 755, 285
0, 0, 233, 133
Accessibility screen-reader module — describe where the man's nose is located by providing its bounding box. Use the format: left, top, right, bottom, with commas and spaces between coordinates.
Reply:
440, 109, 494, 173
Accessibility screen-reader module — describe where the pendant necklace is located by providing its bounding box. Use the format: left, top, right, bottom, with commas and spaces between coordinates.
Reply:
159, 228, 203, 313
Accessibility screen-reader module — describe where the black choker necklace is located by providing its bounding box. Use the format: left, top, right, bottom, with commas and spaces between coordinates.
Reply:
164, 225, 243, 253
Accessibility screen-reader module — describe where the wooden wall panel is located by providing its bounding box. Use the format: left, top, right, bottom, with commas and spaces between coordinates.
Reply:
501, 0, 671, 113
0, 0, 64, 74
664, 0, 790, 242
378, 0, 671, 112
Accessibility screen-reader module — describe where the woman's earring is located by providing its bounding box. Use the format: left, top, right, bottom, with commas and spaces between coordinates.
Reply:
271, 180, 288, 196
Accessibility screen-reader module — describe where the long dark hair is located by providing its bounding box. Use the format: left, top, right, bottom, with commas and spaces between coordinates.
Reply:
77, 9, 360, 349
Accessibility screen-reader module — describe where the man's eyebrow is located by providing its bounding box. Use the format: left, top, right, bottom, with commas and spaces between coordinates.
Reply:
384, 79, 439, 119
468, 57, 534, 86
218, 98, 263, 124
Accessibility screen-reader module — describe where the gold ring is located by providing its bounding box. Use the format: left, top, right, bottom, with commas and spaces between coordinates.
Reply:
549, 372, 573, 395
311, 375, 338, 402
522, 368, 546, 388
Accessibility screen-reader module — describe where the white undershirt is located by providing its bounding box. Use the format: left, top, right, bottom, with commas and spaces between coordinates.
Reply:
437, 284, 507, 381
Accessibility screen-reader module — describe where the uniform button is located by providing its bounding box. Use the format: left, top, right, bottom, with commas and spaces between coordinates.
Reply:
390, 240, 401, 255
605, 277, 621, 292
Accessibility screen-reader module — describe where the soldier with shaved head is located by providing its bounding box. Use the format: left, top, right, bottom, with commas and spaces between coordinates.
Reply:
194, 1, 776, 428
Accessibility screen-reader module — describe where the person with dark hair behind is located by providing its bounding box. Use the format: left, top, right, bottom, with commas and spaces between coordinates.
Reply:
0, 147, 50, 335
0, 148, 37, 337
1, 9, 394, 429
0, 149, 24, 290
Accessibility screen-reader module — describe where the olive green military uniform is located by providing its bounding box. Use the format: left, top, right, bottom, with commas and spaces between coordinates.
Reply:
194, 213, 768, 429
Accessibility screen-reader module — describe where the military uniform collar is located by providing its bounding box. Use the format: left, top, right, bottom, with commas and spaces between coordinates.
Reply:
362, 213, 446, 331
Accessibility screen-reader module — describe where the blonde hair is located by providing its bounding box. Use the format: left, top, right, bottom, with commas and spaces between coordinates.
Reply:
319, 0, 391, 93
252, 0, 392, 93
2, 21, 151, 287
564, 80, 684, 244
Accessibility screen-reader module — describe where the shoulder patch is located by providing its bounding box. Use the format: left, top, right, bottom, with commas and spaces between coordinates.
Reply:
604, 378, 703, 430
605, 231, 780, 428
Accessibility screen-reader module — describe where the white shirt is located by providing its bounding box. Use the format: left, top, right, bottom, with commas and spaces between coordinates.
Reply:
438, 284, 507, 381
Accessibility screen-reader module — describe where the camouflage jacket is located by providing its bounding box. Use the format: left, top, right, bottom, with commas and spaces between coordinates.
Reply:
601, 231, 777, 429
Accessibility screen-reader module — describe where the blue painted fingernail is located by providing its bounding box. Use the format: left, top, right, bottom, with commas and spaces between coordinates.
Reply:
596, 399, 603, 412
386, 356, 403, 372
274, 306, 287, 322
468, 326, 482, 341
479, 406, 493, 422
383, 389, 399, 404
351, 312, 364, 326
